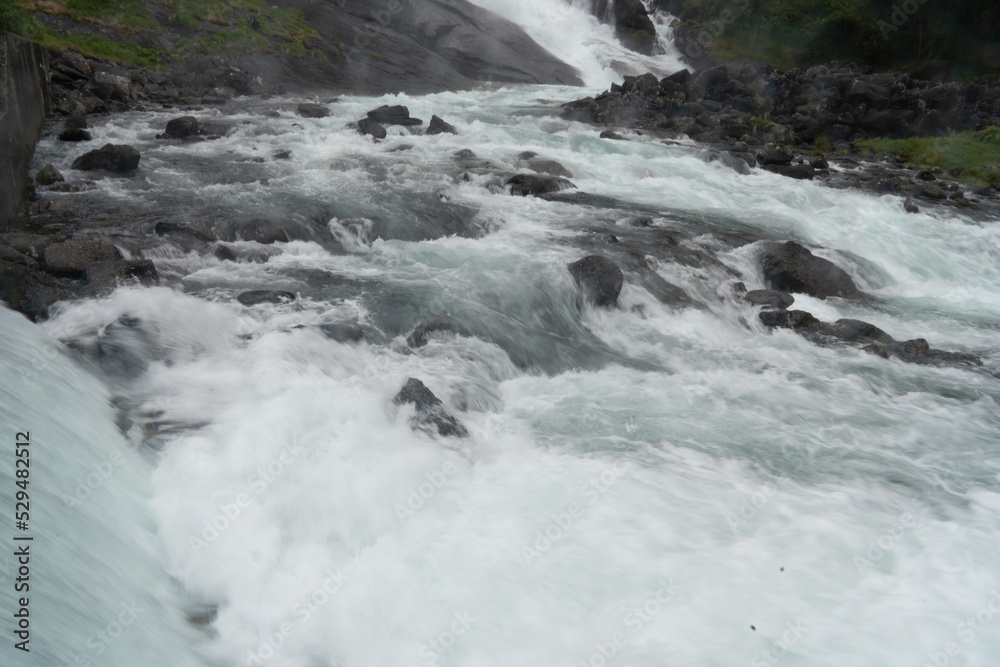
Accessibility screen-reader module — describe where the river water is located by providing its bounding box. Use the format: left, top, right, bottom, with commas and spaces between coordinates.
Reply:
2, 2, 1000, 666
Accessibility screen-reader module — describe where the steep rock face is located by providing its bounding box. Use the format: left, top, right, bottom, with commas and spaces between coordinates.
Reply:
240, 0, 583, 94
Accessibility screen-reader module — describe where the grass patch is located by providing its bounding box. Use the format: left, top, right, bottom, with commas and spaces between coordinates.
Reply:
280, 39, 304, 57
178, 24, 267, 55
17, 0, 156, 33
858, 128, 1000, 188
1, 0, 35, 33
36, 26, 162, 67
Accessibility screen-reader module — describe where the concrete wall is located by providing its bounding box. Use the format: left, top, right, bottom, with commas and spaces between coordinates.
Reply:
0, 30, 50, 232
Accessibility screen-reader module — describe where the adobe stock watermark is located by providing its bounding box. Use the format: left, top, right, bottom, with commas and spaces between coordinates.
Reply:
395, 460, 458, 523
242, 569, 350, 666
64, 599, 146, 666
749, 619, 809, 666
518, 460, 632, 564
188, 444, 304, 555
579, 579, 679, 667
877, 0, 930, 41
853, 512, 916, 576
725, 482, 779, 533
59, 449, 127, 510
922, 590, 1000, 667
406, 611, 477, 667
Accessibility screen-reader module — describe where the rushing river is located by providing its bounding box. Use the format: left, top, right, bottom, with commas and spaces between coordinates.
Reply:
2, 2, 1000, 666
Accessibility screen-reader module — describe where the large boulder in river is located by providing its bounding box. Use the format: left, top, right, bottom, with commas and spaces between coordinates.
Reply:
297, 103, 330, 118
71, 144, 141, 172
164, 116, 200, 139
507, 173, 574, 196
568, 255, 623, 307
43, 240, 121, 278
367, 105, 422, 126
759, 241, 861, 299
393, 378, 468, 438
357, 117, 387, 139
426, 115, 457, 135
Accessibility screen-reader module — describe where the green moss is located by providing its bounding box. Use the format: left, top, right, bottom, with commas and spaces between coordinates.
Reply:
280, 40, 305, 57
169, 10, 198, 30
858, 128, 1000, 187
310, 47, 326, 61
1, 0, 34, 34
813, 136, 831, 151
37, 27, 162, 67
369, 52, 381, 61
184, 26, 268, 55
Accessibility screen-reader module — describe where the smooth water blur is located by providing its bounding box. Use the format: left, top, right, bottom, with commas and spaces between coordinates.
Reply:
0, 308, 209, 667
20, 78, 1000, 667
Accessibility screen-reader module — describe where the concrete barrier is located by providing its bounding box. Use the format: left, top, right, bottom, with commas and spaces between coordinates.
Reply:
0, 30, 50, 231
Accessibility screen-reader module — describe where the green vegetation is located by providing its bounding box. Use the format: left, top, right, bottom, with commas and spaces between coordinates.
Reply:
5, 0, 320, 69
658, 0, 1000, 79
858, 127, 1000, 187
1, 0, 33, 33
36, 27, 163, 67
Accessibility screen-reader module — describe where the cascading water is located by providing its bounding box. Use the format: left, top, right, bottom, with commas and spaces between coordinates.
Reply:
0, 307, 209, 667
5, 0, 1000, 664
465, 0, 685, 86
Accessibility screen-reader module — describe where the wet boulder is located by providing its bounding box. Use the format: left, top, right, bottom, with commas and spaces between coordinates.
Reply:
43, 240, 121, 279
865, 338, 981, 367
236, 290, 296, 306
612, 0, 657, 55
229, 219, 289, 244
163, 116, 200, 139
357, 117, 387, 139
0, 260, 77, 321
507, 173, 574, 196
568, 255, 623, 307
393, 378, 468, 438
526, 158, 573, 178
297, 103, 330, 118
36, 165, 65, 186
367, 105, 422, 126
744, 289, 794, 310
758, 309, 820, 331
759, 241, 861, 299
58, 128, 92, 142
71, 144, 141, 172
426, 115, 457, 135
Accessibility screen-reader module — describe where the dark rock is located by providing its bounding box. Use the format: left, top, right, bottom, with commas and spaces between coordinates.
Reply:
819, 318, 894, 346
64, 115, 88, 130
85, 258, 159, 288
154, 221, 215, 243
273, 150, 292, 160
763, 163, 816, 180
71, 144, 141, 172
757, 145, 793, 166
0, 245, 38, 268
357, 117, 387, 139
758, 309, 820, 330
36, 165, 64, 186
0, 260, 76, 321
909, 60, 950, 83
866, 338, 981, 368
568, 255, 623, 307
393, 378, 468, 438
236, 290, 296, 306
91, 71, 132, 102
367, 105, 422, 126
600, 130, 625, 140
904, 199, 920, 214
407, 320, 470, 347
453, 149, 477, 159
759, 241, 861, 299
507, 173, 574, 196
230, 219, 289, 244
526, 158, 573, 178
297, 103, 330, 118
810, 156, 829, 169
612, 0, 657, 55
43, 240, 121, 279
213, 245, 237, 262
58, 128, 93, 142
320, 323, 365, 342
426, 115, 457, 135
744, 289, 794, 309
663, 68, 692, 85
164, 116, 199, 139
